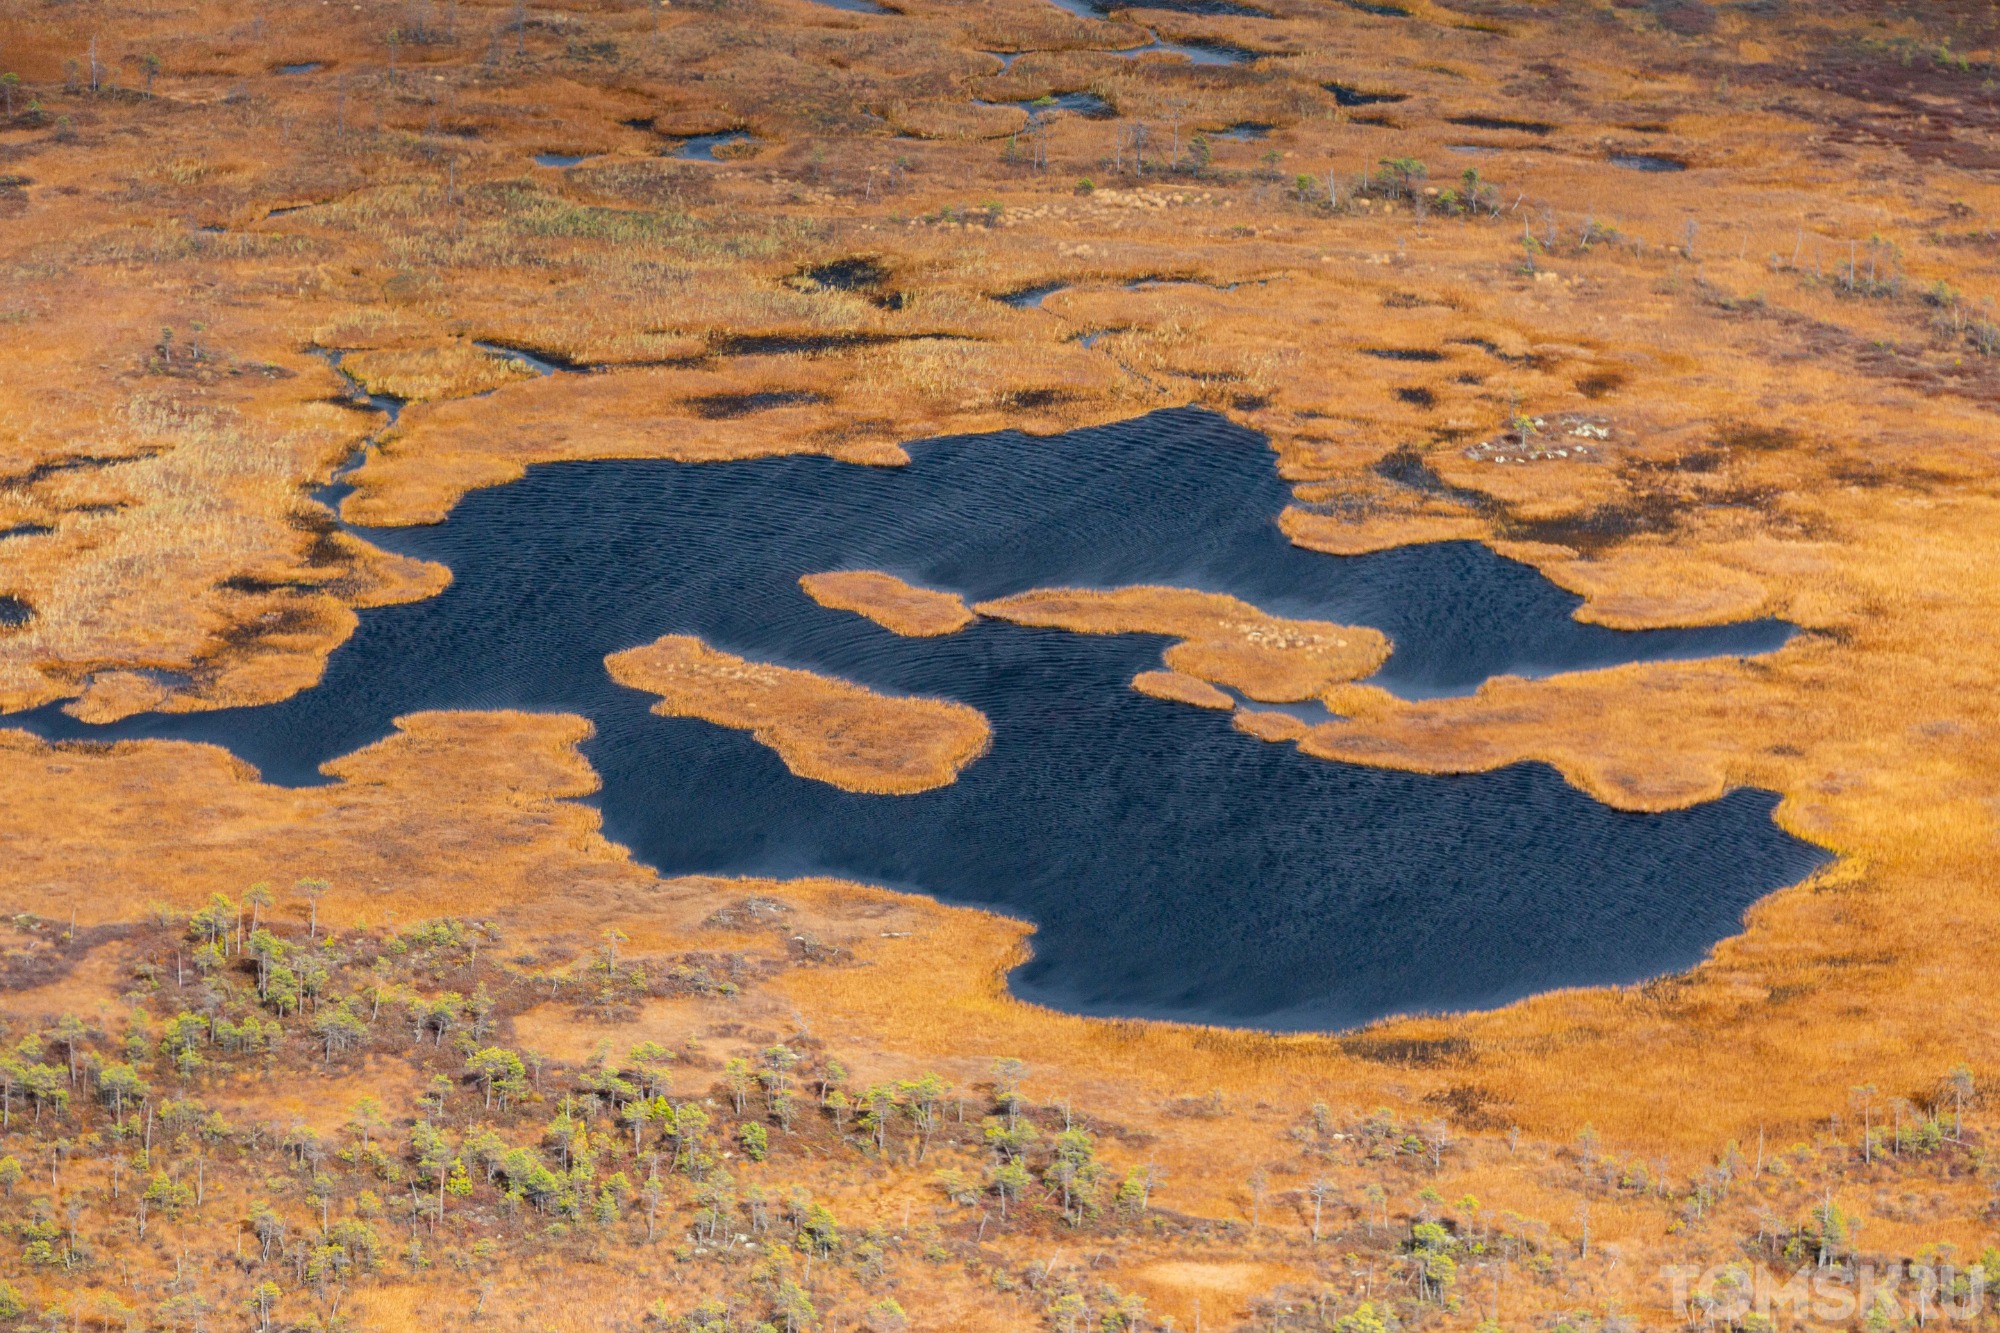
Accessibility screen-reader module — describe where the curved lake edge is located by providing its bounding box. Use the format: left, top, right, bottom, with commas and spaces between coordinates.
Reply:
999, 782, 1827, 1033
0, 701, 1830, 1036
7, 407, 1831, 1032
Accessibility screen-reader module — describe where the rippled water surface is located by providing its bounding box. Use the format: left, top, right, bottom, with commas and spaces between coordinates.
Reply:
30, 409, 1824, 1029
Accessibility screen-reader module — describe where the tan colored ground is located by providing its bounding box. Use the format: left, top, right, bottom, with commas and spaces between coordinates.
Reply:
340, 341, 537, 402
1131, 668, 1235, 711
5, 0, 2000, 1327
606, 633, 991, 795
800, 571, 975, 637
977, 585, 1388, 702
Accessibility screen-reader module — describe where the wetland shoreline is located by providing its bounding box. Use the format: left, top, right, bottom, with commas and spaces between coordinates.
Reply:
9, 410, 1826, 1031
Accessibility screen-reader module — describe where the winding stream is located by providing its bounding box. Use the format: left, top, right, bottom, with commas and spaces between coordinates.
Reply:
22, 409, 1824, 1030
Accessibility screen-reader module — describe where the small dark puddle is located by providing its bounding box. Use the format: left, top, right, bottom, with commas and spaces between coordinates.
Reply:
1449, 114, 1556, 135
809, 0, 893, 9
1042, 91, 1115, 118
686, 391, 827, 419
23, 408, 1819, 1031
1045, 0, 1273, 13
999, 283, 1068, 309
711, 331, 904, 357
1126, 275, 1240, 291
674, 131, 752, 161
1215, 122, 1271, 142
1116, 32, 1255, 65
0, 596, 33, 628
277, 62, 323, 75
267, 204, 314, 217
1372, 447, 1491, 512
1448, 337, 1531, 364
1448, 143, 1503, 156
0, 524, 54, 540
533, 152, 590, 168
222, 575, 311, 594
979, 91, 1115, 120
1326, 83, 1408, 106
1611, 153, 1686, 172
800, 257, 890, 293
1362, 347, 1446, 362
984, 50, 1026, 71
2, 452, 155, 490
1336, 0, 1412, 14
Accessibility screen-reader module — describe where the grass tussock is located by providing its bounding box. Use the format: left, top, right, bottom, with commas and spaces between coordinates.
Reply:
1132, 668, 1236, 710
339, 342, 537, 401
977, 585, 1389, 703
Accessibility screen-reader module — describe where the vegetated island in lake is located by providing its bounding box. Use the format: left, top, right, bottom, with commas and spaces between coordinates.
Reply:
799, 570, 976, 637
605, 632, 992, 795
974, 584, 1390, 702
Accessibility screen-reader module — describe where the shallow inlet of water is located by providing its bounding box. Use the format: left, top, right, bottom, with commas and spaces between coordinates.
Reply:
673, 131, 752, 162
1116, 31, 1254, 65
23, 410, 1823, 1030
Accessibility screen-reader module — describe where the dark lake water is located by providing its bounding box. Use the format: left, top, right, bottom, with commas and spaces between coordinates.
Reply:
21, 408, 1824, 1030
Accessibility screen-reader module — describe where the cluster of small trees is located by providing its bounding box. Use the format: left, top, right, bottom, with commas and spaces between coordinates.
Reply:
4, 926, 1183, 1329
0, 894, 974, 1329
912, 1060, 1157, 1232
38, 893, 1991, 1333
1283, 160, 1503, 219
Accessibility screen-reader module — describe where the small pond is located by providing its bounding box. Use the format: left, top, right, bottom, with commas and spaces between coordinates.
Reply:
998, 283, 1068, 309
1326, 83, 1407, 106
1117, 32, 1255, 65
976, 91, 1116, 119
1611, 153, 1686, 172
674, 131, 753, 161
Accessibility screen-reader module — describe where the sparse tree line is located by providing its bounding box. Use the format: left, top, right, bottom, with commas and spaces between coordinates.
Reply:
0, 894, 1179, 1333
0, 892, 1990, 1333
